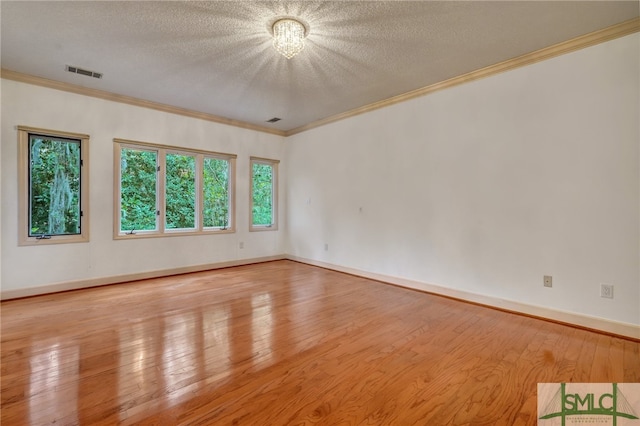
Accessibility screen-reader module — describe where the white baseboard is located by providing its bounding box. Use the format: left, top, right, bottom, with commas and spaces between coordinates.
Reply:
0, 255, 285, 300
286, 255, 640, 340
3, 253, 638, 340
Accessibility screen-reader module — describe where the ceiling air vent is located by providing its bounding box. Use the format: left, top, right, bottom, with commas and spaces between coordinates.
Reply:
266, 117, 281, 123
66, 65, 103, 79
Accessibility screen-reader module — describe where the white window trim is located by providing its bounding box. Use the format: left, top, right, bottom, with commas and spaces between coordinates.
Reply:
250, 156, 279, 232
113, 139, 236, 239
18, 126, 90, 246
115, 143, 161, 236
202, 154, 235, 232
164, 149, 198, 233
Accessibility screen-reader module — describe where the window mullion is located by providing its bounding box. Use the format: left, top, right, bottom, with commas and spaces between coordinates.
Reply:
229, 157, 236, 231
196, 154, 204, 231
158, 148, 166, 234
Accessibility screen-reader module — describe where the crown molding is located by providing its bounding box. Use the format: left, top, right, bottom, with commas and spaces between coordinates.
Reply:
0, 68, 287, 137
285, 17, 640, 136
2, 18, 638, 138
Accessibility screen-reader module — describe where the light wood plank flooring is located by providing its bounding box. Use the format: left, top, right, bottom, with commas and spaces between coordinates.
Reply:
2, 260, 638, 425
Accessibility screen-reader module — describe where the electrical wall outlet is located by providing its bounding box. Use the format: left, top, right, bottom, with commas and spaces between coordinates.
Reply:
239, 242, 244, 249
543, 275, 552, 288
324, 243, 329, 251
600, 284, 614, 299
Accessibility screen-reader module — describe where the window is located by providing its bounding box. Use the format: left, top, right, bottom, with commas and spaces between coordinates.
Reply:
114, 139, 235, 238
119, 147, 158, 233
18, 126, 89, 245
203, 156, 231, 229
165, 152, 196, 230
250, 157, 279, 231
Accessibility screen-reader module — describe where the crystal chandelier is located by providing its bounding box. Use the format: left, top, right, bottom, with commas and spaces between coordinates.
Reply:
272, 18, 307, 59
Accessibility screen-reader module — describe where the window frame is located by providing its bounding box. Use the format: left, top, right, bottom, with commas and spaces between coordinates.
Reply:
164, 150, 198, 233
18, 126, 90, 246
117, 144, 161, 236
202, 154, 233, 231
113, 139, 236, 239
250, 156, 279, 232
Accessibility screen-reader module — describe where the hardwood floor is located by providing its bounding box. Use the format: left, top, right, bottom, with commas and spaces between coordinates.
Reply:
1, 260, 638, 425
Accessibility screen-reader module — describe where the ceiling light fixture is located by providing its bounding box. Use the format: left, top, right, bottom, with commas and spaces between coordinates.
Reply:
272, 18, 307, 59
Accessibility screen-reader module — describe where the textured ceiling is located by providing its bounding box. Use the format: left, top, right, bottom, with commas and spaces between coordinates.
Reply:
1, 1, 638, 133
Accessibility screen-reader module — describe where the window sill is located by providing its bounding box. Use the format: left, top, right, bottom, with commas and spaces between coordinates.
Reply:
114, 228, 235, 240
249, 225, 278, 232
19, 235, 89, 246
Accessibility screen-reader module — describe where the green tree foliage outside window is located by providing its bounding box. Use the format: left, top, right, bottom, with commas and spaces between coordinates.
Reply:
203, 157, 230, 228
252, 163, 273, 226
120, 148, 157, 232
165, 153, 196, 229
29, 135, 81, 236
117, 141, 235, 236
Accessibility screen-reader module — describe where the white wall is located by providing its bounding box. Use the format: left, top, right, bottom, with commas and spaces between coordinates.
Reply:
2, 34, 638, 331
1, 80, 286, 293
285, 34, 640, 327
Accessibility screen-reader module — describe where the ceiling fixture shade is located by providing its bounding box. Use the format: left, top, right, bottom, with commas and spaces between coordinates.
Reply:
272, 18, 307, 59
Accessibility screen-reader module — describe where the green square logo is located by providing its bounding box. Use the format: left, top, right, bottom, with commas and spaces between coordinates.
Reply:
538, 383, 640, 425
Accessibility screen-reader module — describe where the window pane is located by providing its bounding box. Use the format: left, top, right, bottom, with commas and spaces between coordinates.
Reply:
29, 135, 81, 236
120, 148, 157, 232
203, 157, 230, 228
165, 153, 196, 229
252, 163, 273, 226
